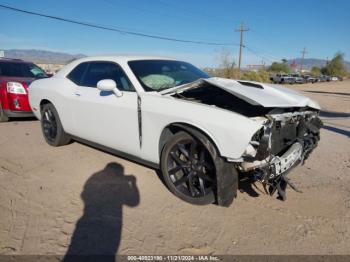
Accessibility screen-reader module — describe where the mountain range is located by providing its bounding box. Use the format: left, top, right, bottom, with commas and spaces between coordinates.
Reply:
288, 58, 350, 71
2, 49, 85, 64
2, 49, 350, 71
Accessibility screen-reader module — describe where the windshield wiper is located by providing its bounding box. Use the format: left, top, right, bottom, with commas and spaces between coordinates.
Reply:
156, 86, 173, 92
159, 80, 198, 95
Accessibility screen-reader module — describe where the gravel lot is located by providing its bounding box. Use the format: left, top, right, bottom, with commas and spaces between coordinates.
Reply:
0, 80, 349, 256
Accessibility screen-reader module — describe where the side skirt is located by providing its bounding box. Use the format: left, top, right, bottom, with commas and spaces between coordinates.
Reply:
70, 135, 159, 170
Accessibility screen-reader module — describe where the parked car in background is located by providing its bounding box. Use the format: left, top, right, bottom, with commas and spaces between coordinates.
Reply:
0, 58, 47, 122
29, 55, 322, 206
303, 75, 317, 83
318, 75, 328, 82
291, 74, 306, 84
271, 73, 295, 84
330, 76, 339, 81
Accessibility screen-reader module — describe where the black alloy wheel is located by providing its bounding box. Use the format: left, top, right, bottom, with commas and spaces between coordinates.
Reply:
161, 131, 216, 205
42, 106, 58, 142
41, 103, 70, 147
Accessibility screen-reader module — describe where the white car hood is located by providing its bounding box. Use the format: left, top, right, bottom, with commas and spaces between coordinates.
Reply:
164, 77, 320, 109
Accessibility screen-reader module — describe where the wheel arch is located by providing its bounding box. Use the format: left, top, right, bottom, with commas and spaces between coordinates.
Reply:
158, 122, 238, 207
40, 99, 54, 112
158, 122, 221, 160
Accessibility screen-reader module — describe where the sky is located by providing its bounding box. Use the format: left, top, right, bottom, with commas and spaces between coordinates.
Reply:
0, 0, 349, 67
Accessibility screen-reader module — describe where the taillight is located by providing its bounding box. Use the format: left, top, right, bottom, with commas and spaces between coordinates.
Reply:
6, 82, 27, 94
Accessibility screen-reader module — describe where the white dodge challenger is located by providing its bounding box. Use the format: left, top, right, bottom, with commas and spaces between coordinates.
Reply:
29, 56, 322, 206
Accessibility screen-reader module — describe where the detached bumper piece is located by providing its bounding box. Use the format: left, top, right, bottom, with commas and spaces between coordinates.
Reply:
242, 113, 322, 201
266, 143, 304, 201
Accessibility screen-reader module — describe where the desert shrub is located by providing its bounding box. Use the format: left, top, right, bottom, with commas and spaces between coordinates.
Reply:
204, 67, 240, 79
256, 69, 271, 82
269, 61, 291, 74
240, 69, 271, 83
321, 53, 347, 77
310, 66, 321, 77
241, 71, 261, 82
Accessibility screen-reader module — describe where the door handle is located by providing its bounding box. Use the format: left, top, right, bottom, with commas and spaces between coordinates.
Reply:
74, 92, 81, 97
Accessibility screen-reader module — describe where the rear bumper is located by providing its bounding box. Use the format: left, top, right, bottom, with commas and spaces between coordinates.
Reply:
7, 93, 32, 111
3, 110, 34, 118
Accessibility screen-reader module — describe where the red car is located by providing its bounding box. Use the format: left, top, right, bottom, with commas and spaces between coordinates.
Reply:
0, 58, 47, 122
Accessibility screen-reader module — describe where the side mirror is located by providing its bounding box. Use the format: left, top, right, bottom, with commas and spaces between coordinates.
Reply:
97, 79, 123, 97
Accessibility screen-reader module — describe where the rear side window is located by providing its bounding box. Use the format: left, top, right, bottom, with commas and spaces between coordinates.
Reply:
80, 62, 134, 91
0, 62, 47, 78
67, 62, 88, 85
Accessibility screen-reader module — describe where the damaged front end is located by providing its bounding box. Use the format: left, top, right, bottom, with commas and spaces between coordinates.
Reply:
240, 109, 323, 200
166, 77, 323, 202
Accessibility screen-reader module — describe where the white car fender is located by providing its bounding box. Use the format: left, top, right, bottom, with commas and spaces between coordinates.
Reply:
140, 93, 262, 163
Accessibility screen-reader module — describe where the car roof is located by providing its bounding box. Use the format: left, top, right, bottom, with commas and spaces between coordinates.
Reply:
55, 54, 181, 77
71, 55, 176, 63
0, 58, 32, 64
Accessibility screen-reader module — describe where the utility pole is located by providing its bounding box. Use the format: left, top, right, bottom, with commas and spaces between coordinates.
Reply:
235, 23, 249, 75
300, 47, 307, 73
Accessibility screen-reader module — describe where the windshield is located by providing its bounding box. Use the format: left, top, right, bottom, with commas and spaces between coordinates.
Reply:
128, 60, 209, 92
0, 62, 47, 78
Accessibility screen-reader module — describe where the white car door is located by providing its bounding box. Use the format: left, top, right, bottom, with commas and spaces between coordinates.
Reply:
68, 61, 140, 156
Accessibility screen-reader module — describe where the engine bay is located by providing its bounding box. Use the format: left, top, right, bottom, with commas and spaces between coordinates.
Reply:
171, 83, 271, 117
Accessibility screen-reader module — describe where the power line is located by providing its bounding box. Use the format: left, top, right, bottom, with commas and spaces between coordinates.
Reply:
235, 23, 249, 73
245, 46, 283, 62
0, 4, 239, 46
244, 46, 281, 64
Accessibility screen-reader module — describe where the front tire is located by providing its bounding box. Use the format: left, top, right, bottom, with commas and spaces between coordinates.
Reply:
160, 131, 217, 205
41, 103, 70, 146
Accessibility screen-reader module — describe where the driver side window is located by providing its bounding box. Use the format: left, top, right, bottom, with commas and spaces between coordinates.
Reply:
81, 62, 134, 91
68, 61, 134, 91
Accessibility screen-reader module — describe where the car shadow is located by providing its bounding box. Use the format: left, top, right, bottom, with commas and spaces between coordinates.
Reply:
323, 125, 350, 138
7, 117, 38, 122
320, 110, 350, 118
63, 162, 140, 261
304, 90, 350, 97
238, 174, 263, 198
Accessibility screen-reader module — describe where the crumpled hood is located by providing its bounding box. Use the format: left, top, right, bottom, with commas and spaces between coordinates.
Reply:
164, 77, 321, 109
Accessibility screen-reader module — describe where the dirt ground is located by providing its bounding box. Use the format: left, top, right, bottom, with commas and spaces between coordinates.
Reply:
0, 80, 349, 256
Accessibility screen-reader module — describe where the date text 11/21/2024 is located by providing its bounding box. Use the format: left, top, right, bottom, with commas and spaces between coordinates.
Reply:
127, 255, 220, 261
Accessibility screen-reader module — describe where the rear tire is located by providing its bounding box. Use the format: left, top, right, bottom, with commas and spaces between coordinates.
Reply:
160, 131, 217, 205
41, 103, 70, 146
0, 103, 9, 122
